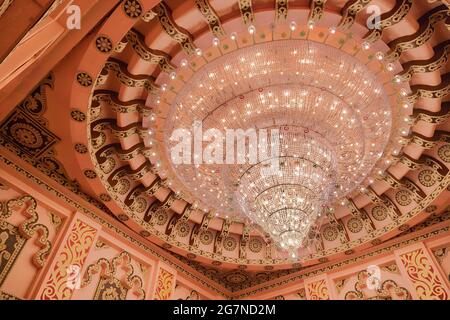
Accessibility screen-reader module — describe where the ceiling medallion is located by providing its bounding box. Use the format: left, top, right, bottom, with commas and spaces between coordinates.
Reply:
146, 24, 411, 259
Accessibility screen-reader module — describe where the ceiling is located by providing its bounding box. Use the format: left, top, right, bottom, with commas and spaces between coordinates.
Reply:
0, 0, 449, 297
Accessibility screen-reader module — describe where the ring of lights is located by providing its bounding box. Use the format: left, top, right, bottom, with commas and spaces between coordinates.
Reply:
150, 24, 413, 257
158, 38, 409, 220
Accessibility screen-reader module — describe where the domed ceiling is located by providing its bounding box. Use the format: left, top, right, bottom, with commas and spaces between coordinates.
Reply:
1, 0, 450, 296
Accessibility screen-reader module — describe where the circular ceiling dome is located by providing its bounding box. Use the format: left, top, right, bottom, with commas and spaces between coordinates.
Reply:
163, 39, 400, 221
77, 0, 449, 271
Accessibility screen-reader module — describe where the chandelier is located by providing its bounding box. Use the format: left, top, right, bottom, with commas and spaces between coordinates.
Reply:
160, 35, 402, 257
236, 129, 337, 256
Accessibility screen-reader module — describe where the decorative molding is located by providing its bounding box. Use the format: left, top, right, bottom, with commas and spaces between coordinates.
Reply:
123, 0, 143, 19
153, 2, 197, 55
306, 279, 329, 300
236, 224, 450, 298
412, 102, 450, 125
194, 0, 225, 38
385, 5, 449, 62
40, 219, 97, 300
0, 74, 110, 213
363, 0, 413, 43
275, 0, 289, 21
0, 290, 21, 300
344, 270, 411, 300
405, 73, 450, 104
1, 195, 52, 268
347, 199, 375, 233
338, 0, 371, 30
124, 29, 175, 73
399, 248, 449, 300
82, 251, 145, 300
398, 41, 450, 82
154, 268, 175, 300
238, 0, 254, 25
97, 58, 160, 95
309, 0, 328, 23
0, 154, 227, 297
0, 220, 26, 286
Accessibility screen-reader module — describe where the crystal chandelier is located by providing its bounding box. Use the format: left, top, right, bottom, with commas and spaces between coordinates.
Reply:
236, 129, 337, 256
162, 37, 398, 256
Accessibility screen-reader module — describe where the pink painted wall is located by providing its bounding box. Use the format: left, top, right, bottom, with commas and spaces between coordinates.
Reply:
1, 164, 449, 300
244, 236, 450, 300
0, 166, 221, 300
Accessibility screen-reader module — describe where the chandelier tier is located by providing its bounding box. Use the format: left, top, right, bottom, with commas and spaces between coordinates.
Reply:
235, 128, 337, 255
161, 38, 399, 255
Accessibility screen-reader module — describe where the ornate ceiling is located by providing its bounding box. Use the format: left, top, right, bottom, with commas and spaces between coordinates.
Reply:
0, 0, 450, 296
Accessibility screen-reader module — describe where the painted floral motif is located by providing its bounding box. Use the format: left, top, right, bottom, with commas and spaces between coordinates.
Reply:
306, 279, 329, 300
371, 205, 388, 221
176, 222, 190, 237
154, 268, 174, 300
0, 221, 27, 286
123, 0, 143, 18
76, 72, 93, 87
438, 144, 450, 162
347, 217, 363, 233
94, 277, 128, 300
344, 269, 411, 300
40, 219, 97, 300
223, 236, 237, 251
74, 143, 88, 154
248, 237, 262, 253
83, 169, 97, 179
400, 248, 449, 300
70, 109, 86, 122
199, 230, 213, 245
395, 190, 413, 206
95, 36, 113, 53
418, 169, 436, 187
155, 210, 169, 226
10, 123, 42, 148
323, 225, 338, 241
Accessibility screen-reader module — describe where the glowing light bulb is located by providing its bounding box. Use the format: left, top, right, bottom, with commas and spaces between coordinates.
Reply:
290, 21, 297, 31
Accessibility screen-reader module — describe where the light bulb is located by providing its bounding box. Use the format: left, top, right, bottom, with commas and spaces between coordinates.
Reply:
290, 21, 297, 31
